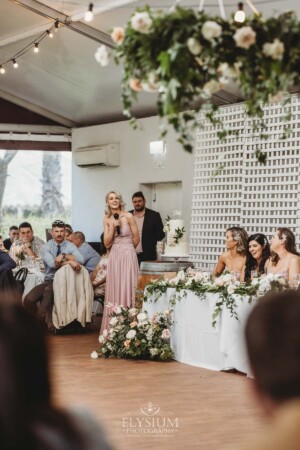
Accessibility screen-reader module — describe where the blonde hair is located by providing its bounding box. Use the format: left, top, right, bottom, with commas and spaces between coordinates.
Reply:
227, 227, 248, 255
104, 191, 126, 217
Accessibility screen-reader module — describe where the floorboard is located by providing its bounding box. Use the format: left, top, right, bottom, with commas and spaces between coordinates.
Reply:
49, 330, 265, 450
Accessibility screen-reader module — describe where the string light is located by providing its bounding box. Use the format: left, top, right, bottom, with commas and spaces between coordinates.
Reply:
234, 2, 246, 22
0, 22, 57, 74
84, 3, 94, 22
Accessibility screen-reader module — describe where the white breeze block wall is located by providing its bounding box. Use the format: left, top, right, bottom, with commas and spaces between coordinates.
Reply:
190, 94, 300, 270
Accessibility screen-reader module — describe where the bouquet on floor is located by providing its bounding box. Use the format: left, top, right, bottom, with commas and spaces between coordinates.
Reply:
92, 306, 174, 361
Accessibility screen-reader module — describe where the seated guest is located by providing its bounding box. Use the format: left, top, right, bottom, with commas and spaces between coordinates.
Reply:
0, 248, 17, 272
24, 220, 84, 329
243, 290, 300, 450
69, 231, 100, 273
0, 235, 6, 251
10, 221, 45, 261
3, 225, 19, 250
242, 233, 270, 282
91, 235, 110, 298
214, 227, 248, 278
65, 223, 73, 239
0, 302, 113, 450
265, 227, 300, 284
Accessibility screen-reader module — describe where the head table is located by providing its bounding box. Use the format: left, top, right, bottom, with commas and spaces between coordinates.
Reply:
143, 289, 254, 376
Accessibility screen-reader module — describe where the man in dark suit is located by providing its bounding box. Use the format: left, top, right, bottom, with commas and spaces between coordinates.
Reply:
130, 191, 165, 265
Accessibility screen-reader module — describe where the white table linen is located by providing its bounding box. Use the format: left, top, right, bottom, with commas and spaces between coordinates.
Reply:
22, 269, 45, 299
143, 288, 254, 375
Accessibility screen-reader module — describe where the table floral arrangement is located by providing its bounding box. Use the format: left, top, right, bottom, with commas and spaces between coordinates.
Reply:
143, 269, 288, 326
95, 6, 300, 162
91, 305, 174, 361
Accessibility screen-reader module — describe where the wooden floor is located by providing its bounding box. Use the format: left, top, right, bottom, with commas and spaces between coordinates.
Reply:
49, 330, 265, 450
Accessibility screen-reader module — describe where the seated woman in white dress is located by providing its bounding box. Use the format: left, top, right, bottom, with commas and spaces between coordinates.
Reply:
265, 227, 300, 285
241, 233, 270, 282
214, 227, 248, 279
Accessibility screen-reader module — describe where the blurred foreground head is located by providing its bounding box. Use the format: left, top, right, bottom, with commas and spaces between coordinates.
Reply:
246, 290, 300, 409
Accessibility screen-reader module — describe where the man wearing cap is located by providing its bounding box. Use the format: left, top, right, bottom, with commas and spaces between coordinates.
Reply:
24, 220, 84, 329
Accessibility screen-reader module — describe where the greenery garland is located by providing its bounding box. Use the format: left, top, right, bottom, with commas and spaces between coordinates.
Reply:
108, 7, 300, 162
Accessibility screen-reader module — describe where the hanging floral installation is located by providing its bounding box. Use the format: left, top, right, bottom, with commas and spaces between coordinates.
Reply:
95, 6, 300, 162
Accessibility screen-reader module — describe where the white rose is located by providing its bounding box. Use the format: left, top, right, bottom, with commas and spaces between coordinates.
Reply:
227, 284, 236, 295
102, 329, 108, 337
94, 45, 110, 66
129, 308, 138, 316
111, 27, 125, 45
201, 21, 222, 41
202, 79, 222, 97
142, 72, 159, 92
137, 312, 148, 322
161, 329, 171, 340
218, 62, 239, 80
90, 351, 98, 359
233, 26, 256, 49
187, 37, 202, 55
99, 335, 105, 344
150, 348, 159, 356
262, 39, 284, 60
126, 329, 136, 339
110, 317, 118, 326
131, 12, 153, 34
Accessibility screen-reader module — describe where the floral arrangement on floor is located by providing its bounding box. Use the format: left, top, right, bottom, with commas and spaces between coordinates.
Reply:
95, 6, 300, 162
143, 269, 288, 326
91, 305, 174, 361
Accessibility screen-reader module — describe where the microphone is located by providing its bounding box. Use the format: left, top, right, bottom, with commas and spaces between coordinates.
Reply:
113, 213, 120, 235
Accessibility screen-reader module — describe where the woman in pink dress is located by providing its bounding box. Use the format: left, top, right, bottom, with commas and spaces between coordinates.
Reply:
100, 191, 139, 334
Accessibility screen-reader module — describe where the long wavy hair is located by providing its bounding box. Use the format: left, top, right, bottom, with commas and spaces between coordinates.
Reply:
226, 227, 248, 255
244, 233, 270, 281
271, 227, 299, 265
104, 191, 126, 217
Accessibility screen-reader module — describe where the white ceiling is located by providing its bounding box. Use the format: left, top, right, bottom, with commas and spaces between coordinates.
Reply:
0, 0, 299, 129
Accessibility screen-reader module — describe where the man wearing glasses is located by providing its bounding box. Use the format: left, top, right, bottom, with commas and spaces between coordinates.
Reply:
24, 220, 84, 330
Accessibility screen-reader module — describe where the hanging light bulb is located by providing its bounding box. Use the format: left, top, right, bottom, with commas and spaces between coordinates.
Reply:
12, 59, 18, 68
54, 21, 59, 32
0, 65, 5, 74
34, 43, 39, 53
84, 3, 94, 22
234, 2, 246, 23
47, 30, 54, 38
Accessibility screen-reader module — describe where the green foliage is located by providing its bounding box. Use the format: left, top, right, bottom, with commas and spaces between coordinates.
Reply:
113, 7, 300, 162
98, 306, 174, 361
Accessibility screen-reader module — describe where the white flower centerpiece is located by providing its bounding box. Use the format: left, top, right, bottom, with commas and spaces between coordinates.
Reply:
93, 305, 174, 361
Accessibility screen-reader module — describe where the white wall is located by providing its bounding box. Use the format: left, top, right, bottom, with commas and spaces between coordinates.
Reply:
72, 116, 194, 241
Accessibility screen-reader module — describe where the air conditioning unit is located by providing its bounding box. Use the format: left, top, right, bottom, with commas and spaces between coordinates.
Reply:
73, 143, 120, 167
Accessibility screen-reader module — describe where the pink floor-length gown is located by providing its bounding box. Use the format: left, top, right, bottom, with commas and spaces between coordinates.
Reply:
100, 221, 139, 334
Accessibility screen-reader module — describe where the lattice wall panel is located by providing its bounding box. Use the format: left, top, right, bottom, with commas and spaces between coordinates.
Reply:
190, 95, 300, 270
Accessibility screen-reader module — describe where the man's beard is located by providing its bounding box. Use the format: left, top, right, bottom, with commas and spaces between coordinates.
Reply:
134, 206, 145, 212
